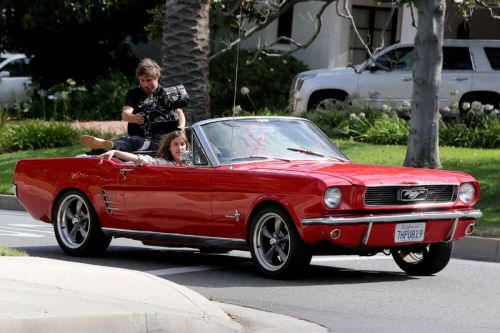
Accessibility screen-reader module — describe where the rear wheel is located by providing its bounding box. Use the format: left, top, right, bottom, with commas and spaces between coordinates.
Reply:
249, 206, 311, 278
391, 242, 453, 275
307, 91, 348, 112
53, 190, 111, 256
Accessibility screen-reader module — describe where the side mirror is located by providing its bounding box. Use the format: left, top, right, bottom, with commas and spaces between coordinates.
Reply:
0, 71, 10, 78
180, 150, 193, 164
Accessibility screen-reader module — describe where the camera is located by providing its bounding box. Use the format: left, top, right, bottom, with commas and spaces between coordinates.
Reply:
139, 84, 189, 146
162, 84, 189, 110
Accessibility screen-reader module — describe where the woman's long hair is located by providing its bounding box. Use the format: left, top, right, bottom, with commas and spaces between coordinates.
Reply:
157, 130, 190, 161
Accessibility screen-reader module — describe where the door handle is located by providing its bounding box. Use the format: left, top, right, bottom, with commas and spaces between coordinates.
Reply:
401, 77, 412, 82
119, 168, 135, 179
454, 77, 468, 81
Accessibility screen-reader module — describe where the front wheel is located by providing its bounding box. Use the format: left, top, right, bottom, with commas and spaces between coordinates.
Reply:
249, 206, 311, 278
391, 242, 453, 275
53, 190, 111, 256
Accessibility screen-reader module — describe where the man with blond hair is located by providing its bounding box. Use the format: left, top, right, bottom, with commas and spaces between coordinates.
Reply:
81, 58, 186, 152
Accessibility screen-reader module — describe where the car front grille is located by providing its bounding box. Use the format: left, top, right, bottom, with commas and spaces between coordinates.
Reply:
364, 185, 458, 206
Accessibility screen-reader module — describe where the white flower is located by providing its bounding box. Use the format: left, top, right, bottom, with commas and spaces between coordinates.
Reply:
240, 86, 250, 95
48, 95, 56, 100
401, 101, 411, 110
66, 78, 76, 86
461, 102, 471, 110
484, 104, 494, 111
61, 91, 69, 100
382, 104, 390, 112
349, 113, 358, 120
233, 105, 242, 114
359, 112, 366, 118
270, 68, 274, 72
442, 106, 451, 114
450, 102, 459, 110
471, 101, 482, 110
449, 89, 459, 96
38, 89, 47, 97
490, 109, 499, 117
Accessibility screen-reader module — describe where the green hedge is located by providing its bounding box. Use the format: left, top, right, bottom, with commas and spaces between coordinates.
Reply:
209, 50, 308, 116
305, 102, 500, 148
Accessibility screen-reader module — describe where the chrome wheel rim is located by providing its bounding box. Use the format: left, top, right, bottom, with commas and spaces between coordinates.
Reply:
397, 245, 430, 264
56, 194, 91, 249
253, 212, 291, 272
316, 99, 339, 112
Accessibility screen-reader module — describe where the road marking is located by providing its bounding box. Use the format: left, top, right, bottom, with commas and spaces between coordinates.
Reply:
0, 223, 52, 238
146, 265, 223, 276
0, 226, 45, 238
312, 255, 393, 262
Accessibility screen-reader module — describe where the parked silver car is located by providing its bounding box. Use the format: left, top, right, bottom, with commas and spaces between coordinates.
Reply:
0, 53, 31, 104
290, 39, 500, 114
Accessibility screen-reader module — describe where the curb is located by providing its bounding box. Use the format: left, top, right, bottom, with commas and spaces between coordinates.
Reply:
0, 194, 24, 211
1, 194, 499, 263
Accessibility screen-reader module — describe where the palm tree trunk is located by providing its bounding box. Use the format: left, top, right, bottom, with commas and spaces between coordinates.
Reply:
162, 0, 210, 124
404, 0, 445, 169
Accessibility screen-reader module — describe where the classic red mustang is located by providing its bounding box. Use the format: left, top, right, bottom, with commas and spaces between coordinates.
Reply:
13, 117, 482, 278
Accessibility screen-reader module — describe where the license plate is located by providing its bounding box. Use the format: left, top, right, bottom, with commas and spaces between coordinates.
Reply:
395, 222, 426, 243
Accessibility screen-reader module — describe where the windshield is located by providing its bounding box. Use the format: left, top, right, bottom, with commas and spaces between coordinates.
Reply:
201, 118, 348, 165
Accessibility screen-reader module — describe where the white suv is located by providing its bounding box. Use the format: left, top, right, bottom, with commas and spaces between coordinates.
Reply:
0, 53, 31, 104
290, 39, 500, 114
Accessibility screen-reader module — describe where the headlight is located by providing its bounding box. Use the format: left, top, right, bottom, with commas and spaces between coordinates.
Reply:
458, 183, 476, 204
324, 187, 342, 208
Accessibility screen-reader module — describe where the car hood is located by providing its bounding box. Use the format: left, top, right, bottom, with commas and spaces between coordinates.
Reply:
298, 66, 356, 78
239, 160, 473, 186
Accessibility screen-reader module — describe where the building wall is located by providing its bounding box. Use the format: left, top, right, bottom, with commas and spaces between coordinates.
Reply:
241, 1, 411, 70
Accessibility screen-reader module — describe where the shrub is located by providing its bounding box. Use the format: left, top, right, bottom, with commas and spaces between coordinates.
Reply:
209, 50, 308, 116
440, 115, 500, 148
0, 120, 78, 152
7, 72, 134, 121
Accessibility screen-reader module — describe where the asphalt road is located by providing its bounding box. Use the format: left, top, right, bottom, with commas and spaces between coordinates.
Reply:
1, 209, 500, 333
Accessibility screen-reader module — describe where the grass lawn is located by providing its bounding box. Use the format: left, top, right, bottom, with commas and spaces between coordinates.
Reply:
1, 142, 498, 236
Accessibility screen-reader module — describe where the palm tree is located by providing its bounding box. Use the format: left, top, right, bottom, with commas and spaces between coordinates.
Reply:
161, 0, 210, 123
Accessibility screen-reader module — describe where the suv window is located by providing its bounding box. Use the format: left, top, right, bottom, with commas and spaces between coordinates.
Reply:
375, 47, 413, 71
484, 47, 500, 70
443, 47, 473, 70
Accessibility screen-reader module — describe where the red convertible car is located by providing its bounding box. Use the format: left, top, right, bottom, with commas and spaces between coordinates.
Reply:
13, 117, 482, 278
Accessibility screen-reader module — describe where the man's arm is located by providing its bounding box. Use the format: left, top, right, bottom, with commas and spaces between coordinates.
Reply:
175, 108, 186, 129
122, 106, 144, 124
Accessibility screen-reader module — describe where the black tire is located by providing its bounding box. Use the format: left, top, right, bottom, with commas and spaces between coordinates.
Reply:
307, 91, 348, 112
53, 190, 111, 256
249, 205, 311, 278
391, 242, 453, 276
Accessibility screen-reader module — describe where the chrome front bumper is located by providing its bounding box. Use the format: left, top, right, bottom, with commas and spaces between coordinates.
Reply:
301, 209, 482, 225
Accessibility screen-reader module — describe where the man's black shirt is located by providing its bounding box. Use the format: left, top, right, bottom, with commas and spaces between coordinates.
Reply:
124, 85, 176, 137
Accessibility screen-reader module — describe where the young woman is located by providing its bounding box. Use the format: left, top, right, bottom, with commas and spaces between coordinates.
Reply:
99, 130, 190, 166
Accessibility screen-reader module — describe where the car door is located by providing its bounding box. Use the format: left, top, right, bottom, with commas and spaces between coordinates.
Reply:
439, 46, 473, 109
120, 163, 213, 236
0, 56, 31, 103
358, 46, 414, 107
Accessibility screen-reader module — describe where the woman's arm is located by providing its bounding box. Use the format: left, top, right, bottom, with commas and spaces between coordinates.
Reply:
99, 150, 141, 163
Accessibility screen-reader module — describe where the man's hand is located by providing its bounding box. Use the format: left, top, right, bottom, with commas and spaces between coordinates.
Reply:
133, 112, 145, 125
122, 106, 144, 124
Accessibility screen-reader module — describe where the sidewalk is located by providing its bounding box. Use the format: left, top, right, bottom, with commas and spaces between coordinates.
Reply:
0, 257, 328, 333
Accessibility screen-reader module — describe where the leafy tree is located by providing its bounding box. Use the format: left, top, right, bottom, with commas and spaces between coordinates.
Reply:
0, 0, 162, 86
